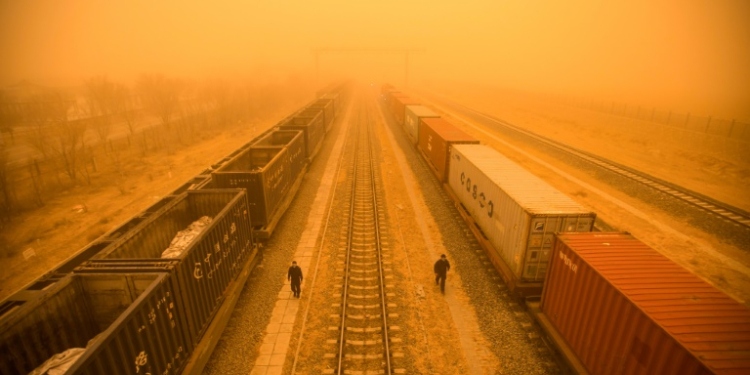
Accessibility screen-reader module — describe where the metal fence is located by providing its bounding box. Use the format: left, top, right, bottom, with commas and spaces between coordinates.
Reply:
570, 98, 750, 142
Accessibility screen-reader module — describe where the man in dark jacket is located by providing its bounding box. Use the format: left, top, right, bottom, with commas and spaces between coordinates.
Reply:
434, 254, 450, 293
288, 261, 303, 298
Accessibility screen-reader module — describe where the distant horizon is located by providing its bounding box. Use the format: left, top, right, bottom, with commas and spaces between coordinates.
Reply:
2, 1, 748, 119
0, 0, 750, 119
3, 76, 747, 123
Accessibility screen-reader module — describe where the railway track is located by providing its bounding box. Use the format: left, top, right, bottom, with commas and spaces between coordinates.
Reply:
428, 94, 750, 231
324, 102, 402, 374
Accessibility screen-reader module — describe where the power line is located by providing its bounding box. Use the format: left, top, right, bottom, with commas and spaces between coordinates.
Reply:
312, 48, 425, 87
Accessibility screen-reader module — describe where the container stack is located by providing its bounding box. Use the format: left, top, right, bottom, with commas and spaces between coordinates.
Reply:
541, 232, 750, 375
447, 144, 595, 294
404, 105, 439, 145
420, 118, 480, 182
279, 107, 326, 160
1, 273, 189, 375
0, 82, 351, 374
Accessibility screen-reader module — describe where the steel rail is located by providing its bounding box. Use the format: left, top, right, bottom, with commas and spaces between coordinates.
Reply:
431, 95, 750, 230
335, 104, 393, 375
336, 112, 359, 375
366, 103, 393, 374
289, 95, 355, 375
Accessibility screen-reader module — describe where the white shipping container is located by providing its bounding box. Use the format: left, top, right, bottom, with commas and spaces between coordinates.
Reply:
404, 105, 439, 144
448, 144, 596, 283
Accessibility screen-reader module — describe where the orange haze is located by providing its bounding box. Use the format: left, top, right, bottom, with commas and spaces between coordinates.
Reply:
2, 0, 749, 119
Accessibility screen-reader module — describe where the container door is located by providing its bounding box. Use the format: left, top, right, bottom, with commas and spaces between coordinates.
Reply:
524, 217, 555, 281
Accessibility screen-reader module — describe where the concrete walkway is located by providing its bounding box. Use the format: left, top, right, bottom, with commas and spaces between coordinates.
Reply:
377, 105, 495, 375
249, 103, 353, 375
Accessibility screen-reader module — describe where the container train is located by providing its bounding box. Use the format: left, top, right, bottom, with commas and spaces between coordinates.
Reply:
381, 86, 596, 297
0, 83, 348, 375
2, 82, 747, 375
380, 84, 750, 375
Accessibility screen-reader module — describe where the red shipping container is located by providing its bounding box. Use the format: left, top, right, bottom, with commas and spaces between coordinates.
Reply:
541, 232, 750, 375
385, 90, 403, 105
381, 83, 394, 96
418, 118, 479, 182
390, 95, 420, 125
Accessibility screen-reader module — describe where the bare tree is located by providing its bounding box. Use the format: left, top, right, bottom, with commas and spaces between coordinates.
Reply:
137, 74, 182, 129
25, 95, 50, 158
47, 90, 74, 124
50, 118, 88, 183
116, 84, 140, 136
204, 80, 233, 126
25, 91, 85, 183
85, 76, 117, 143
25, 91, 74, 160
172, 80, 197, 143
244, 84, 262, 122
183, 87, 210, 130
0, 93, 19, 144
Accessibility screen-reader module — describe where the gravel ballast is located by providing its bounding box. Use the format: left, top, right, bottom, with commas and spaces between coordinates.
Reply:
205, 93, 568, 374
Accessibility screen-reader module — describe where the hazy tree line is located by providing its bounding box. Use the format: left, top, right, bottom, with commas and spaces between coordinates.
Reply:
0, 74, 308, 226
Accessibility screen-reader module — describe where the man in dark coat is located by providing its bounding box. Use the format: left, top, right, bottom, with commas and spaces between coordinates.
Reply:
434, 254, 450, 293
288, 261, 303, 298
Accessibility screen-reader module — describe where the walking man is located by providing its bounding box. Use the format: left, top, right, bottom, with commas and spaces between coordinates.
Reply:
434, 254, 450, 293
288, 260, 303, 298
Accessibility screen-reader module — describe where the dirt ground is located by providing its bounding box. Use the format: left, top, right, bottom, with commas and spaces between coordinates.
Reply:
0, 100, 306, 301
417, 82, 750, 306
377, 105, 486, 374
379, 113, 508, 373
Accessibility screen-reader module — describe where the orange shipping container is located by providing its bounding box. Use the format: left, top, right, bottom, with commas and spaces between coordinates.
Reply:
390, 95, 420, 125
384, 90, 402, 106
380, 83, 394, 96
418, 118, 479, 182
541, 232, 750, 375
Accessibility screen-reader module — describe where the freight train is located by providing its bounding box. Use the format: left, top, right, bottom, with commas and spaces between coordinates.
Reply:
380, 84, 750, 375
2, 82, 747, 375
0, 83, 348, 375
382, 85, 596, 297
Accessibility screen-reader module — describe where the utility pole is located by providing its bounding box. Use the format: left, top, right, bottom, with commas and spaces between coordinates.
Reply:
404, 52, 410, 88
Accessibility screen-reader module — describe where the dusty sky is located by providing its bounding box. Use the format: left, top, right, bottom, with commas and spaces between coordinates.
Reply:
1, 0, 748, 118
